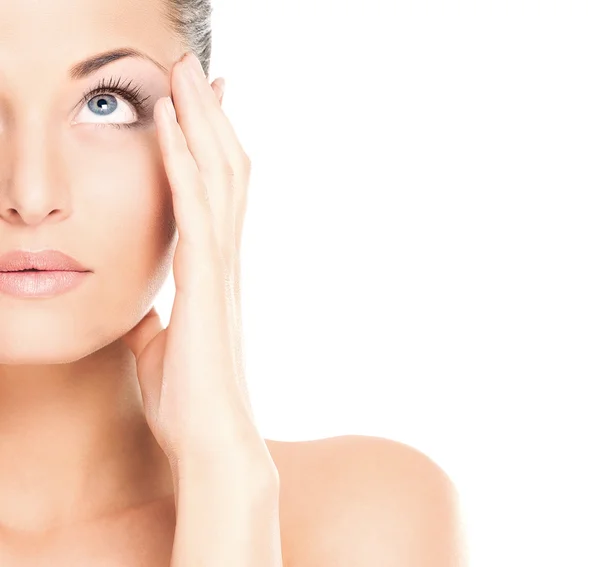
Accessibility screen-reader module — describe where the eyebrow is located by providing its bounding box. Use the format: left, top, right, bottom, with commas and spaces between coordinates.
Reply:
68, 47, 168, 80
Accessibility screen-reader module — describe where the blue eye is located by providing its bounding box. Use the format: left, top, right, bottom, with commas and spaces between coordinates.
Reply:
88, 94, 118, 116
77, 76, 153, 130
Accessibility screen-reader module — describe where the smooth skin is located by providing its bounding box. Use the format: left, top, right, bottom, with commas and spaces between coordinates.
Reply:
123, 51, 282, 566
0, 0, 467, 565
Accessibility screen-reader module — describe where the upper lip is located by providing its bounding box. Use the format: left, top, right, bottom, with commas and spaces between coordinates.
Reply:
0, 250, 89, 272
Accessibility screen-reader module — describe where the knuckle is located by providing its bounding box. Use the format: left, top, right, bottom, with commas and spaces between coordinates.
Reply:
221, 162, 236, 179
202, 160, 234, 180
239, 152, 252, 176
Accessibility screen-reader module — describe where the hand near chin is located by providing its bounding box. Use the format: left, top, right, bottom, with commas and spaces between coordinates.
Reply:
120, 53, 275, 485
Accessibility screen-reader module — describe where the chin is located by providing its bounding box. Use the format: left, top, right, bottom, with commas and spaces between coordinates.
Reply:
0, 303, 126, 365
0, 253, 174, 366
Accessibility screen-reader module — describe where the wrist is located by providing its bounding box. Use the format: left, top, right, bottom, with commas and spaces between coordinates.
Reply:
167, 442, 279, 498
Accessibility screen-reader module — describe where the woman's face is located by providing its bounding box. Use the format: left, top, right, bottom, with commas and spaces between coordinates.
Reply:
0, 0, 181, 364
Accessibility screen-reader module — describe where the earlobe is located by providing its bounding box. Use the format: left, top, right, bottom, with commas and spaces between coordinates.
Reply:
211, 79, 224, 106
212, 78, 225, 106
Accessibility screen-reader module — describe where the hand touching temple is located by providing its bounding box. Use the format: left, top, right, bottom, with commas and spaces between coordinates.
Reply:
0, 1, 467, 565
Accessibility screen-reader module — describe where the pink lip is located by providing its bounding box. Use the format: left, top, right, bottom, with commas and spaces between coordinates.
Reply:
0, 249, 91, 298
0, 249, 88, 272
0, 271, 89, 298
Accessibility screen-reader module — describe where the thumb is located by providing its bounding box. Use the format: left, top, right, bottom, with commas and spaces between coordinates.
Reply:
121, 306, 164, 360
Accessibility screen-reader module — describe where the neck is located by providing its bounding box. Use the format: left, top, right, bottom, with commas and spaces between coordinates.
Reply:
0, 340, 174, 533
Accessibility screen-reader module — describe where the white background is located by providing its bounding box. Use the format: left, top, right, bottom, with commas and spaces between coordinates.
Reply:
154, 1, 600, 566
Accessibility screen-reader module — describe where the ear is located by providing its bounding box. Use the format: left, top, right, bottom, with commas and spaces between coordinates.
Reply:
211, 77, 225, 106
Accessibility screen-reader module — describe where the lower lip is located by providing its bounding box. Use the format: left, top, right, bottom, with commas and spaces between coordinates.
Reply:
0, 270, 89, 298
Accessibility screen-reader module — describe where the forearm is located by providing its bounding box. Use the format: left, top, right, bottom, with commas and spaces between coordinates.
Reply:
170, 459, 283, 567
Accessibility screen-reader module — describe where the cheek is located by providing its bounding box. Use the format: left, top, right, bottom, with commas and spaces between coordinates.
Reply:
0, 134, 177, 363
76, 131, 175, 264
73, 137, 176, 332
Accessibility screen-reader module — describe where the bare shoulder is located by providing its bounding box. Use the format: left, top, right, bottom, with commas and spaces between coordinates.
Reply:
265, 435, 468, 567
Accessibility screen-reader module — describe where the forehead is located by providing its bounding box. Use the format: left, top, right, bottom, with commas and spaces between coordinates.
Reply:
0, 0, 177, 73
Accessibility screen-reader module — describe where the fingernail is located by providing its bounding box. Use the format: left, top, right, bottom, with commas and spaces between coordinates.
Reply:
186, 52, 205, 78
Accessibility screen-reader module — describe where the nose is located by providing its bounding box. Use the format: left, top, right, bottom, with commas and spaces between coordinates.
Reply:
0, 129, 71, 227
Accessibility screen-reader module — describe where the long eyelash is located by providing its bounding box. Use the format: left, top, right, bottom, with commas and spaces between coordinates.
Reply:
81, 75, 152, 130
